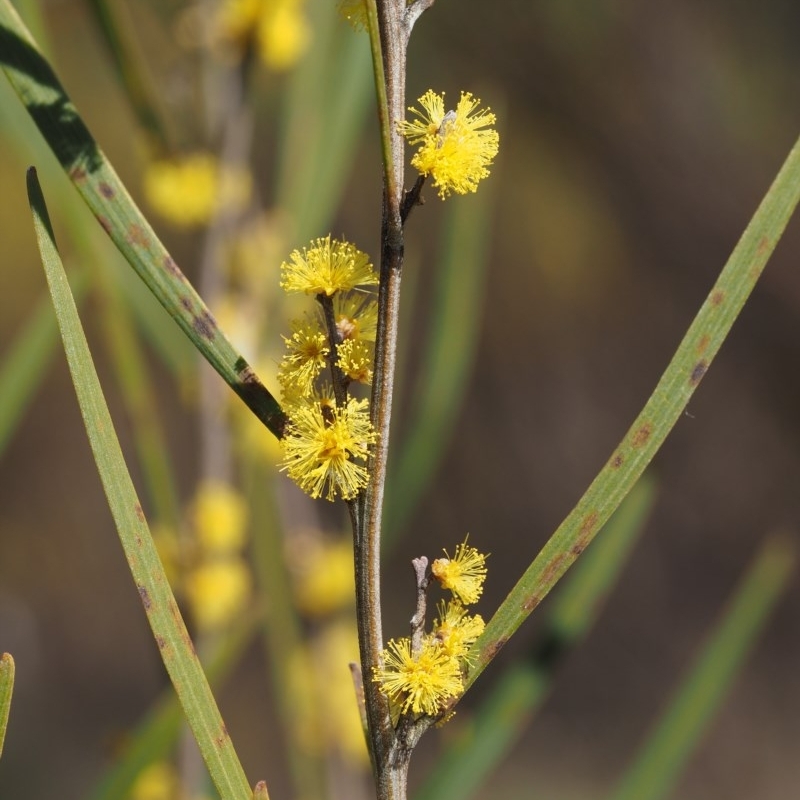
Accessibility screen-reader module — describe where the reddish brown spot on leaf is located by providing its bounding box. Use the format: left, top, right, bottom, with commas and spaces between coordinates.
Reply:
164, 255, 185, 280
523, 594, 541, 612
69, 166, 87, 182
696, 333, 710, 355
485, 637, 508, 661
757, 235, 770, 255
98, 216, 112, 235
193, 310, 217, 340
216, 724, 230, 748
689, 360, 708, 387
710, 289, 725, 307
99, 181, 114, 199
134, 503, 145, 522
155, 635, 167, 649
128, 223, 149, 247
138, 585, 152, 610
611, 453, 624, 469
631, 422, 652, 448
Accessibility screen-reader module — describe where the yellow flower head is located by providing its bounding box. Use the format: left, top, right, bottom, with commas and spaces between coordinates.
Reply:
399, 90, 499, 199
431, 538, 488, 605
280, 236, 377, 297
278, 317, 330, 399
185, 558, 252, 632
280, 395, 377, 500
337, 338, 374, 385
191, 480, 248, 554
144, 153, 251, 227
432, 600, 485, 665
217, 0, 310, 71
130, 761, 179, 800
374, 636, 463, 717
291, 536, 355, 617
333, 294, 378, 342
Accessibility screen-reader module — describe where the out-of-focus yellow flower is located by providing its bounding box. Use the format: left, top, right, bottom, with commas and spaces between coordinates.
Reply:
217, 0, 310, 71
291, 537, 355, 617
130, 761, 179, 800
399, 90, 499, 199
431, 538, 488, 605
185, 558, 252, 632
144, 153, 251, 228
317, 620, 368, 764
192, 481, 248, 554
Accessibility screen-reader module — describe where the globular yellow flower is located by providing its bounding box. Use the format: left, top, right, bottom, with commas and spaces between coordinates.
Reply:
291, 536, 355, 617
278, 317, 330, 399
280, 236, 377, 297
432, 600, 485, 665
374, 636, 463, 717
143, 153, 251, 227
280, 396, 377, 500
192, 480, 248, 554
399, 90, 499, 199
337, 338, 374, 385
130, 760, 179, 800
332, 293, 378, 342
185, 558, 252, 632
217, 0, 310, 71
431, 538, 488, 605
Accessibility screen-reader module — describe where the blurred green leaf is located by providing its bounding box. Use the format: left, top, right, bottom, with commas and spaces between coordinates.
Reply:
0, 1, 286, 438
415, 475, 657, 800
27, 167, 252, 800
468, 134, 800, 691
609, 535, 795, 800
0, 652, 13, 760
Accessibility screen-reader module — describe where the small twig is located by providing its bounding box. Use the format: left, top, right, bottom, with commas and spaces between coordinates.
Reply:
409, 556, 430, 657
405, 0, 437, 33
401, 175, 426, 223
316, 293, 350, 408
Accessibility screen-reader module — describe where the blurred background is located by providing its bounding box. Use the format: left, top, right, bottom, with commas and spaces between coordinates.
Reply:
1, 1, 800, 799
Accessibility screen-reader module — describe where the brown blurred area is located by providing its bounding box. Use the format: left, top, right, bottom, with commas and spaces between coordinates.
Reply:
2, 1, 800, 799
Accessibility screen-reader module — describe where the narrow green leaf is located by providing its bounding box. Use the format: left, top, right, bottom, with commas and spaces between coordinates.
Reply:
609, 535, 795, 800
0, 652, 14, 760
27, 168, 251, 800
386, 189, 493, 540
87, 609, 261, 800
415, 475, 657, 800
0, 272, 86, 457
467, 135, 800, 690
0, 1, 286, 439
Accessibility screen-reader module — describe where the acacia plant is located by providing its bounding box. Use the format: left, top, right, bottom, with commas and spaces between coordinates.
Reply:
0, 1, 798, 800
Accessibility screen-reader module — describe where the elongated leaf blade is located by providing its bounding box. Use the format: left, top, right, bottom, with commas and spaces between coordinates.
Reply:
0, 653, 13, 760
468, 134, 800, 690
0, 1, 285, 438
27, 167, 252, 800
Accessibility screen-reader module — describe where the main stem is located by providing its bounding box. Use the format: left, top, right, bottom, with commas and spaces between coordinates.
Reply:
354, 1, 412, 798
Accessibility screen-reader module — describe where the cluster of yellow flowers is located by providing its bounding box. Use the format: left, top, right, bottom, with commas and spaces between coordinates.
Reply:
276, 235, 379, 500
374, 539, 488, 718
153, 481, 251, 633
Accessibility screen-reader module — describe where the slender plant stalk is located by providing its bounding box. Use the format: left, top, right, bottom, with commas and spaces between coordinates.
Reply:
0, 652, 13, 760
355, 1, 416, 797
